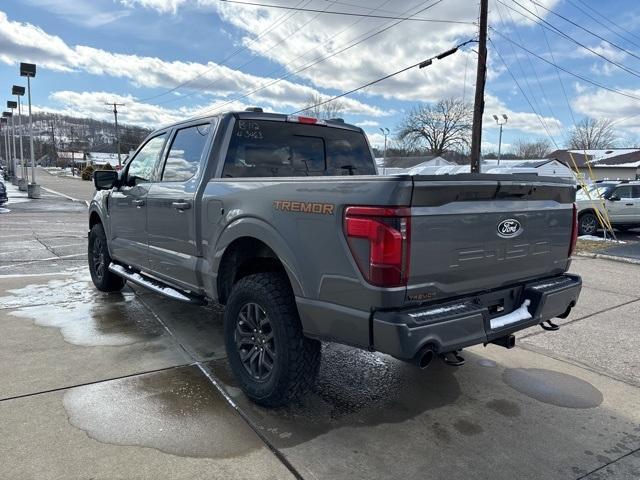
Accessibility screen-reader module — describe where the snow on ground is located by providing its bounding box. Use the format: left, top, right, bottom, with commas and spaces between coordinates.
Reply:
42, 167, 82, 179
4, 183, 31, 205
578, 235, 626, 244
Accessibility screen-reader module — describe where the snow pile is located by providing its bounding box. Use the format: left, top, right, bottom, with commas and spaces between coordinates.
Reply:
490, 300, 532, 330
578, 235, 626, 244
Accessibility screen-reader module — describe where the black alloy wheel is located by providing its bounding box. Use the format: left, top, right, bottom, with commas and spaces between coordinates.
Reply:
235, 302, 276, 381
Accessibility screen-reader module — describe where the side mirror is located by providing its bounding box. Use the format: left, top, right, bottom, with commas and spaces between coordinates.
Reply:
94, 170, 119, 190
608, 194, 620, 202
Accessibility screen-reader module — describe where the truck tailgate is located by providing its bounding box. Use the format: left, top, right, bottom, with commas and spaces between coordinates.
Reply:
407, 175, 576, 302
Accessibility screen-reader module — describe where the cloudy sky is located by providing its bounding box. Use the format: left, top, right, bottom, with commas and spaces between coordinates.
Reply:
2, 0, 640, 151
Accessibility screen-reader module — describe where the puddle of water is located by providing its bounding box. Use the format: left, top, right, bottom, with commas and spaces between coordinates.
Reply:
502, 368, 603, 409
486, 398, 521, 417
477, 358, 497, 368
0, 268, 98, 309
207, 342, 462, 447
453, 418, 484, 436
63, 366, 262, 458
2, 268, 166, 347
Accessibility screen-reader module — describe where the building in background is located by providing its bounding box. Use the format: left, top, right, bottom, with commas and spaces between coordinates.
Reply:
547, 149, 640, 181
86, 152, 119, 168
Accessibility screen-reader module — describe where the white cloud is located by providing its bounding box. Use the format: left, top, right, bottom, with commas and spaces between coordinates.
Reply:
572, 88, 640, 134
484, 94, 563, 137
0, 11, 385, 118
357, 120, 379, 127
22, 0, 130, 27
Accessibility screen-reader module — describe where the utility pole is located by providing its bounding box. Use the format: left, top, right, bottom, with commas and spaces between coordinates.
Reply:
106, 102, 125, 167
50, 122, 57, 167
379, 127, 390, 175
470, 0, 488, 174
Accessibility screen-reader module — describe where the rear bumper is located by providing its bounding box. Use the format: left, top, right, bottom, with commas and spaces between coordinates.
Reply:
372, 273, 582, 361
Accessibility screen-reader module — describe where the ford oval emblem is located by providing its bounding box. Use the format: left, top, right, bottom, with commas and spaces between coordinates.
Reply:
497, 219, 522, 238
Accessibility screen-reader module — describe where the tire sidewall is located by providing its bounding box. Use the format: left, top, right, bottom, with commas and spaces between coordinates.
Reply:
224, 276, 291, 402
88, 224, 106, 286
579, 213, 597, 236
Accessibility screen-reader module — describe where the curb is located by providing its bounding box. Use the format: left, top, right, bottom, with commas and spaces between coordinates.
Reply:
39, 187, 90, 207
575, 252, 640, 265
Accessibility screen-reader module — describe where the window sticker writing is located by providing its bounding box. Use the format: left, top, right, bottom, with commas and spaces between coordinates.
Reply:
236, 120, 263, 140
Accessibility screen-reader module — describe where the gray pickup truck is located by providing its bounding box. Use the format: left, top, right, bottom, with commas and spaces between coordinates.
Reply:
88, 109, 582, 406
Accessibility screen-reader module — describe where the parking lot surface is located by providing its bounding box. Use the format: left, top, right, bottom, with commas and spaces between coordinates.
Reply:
1, 178, 639, 479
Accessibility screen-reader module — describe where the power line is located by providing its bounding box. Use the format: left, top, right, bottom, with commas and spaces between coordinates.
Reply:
192, 0, 448, 117
500, 0, 563, 141
528, 0, 640, 63
291, 39, 476, 115
528, 0, 578, 129
137, 0, 313, 102
494, 1, 557, 142
572, 0, 640, 46
489, 38, 559, 149
566, 0, 640, 51
153, 0, 349, 106
218, 0, 475, 25
490, 28, 640, 103
159, 0, 443, 111
499, 0, 640, 81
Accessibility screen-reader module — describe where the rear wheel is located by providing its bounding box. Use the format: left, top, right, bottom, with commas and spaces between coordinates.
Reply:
88, 223, 125, 292
578, 212, 598, 236
224, 272, 321, 407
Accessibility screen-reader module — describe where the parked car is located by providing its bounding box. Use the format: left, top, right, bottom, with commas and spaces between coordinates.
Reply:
576, 180, 640, 235
0, 177, 7, 205
87, 109, 582, 406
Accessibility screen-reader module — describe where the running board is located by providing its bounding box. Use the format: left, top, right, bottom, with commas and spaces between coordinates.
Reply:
108, 263, 207, 305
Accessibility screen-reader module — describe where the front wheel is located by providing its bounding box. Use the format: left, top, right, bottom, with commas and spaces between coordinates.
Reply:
224, 272, 321, 407
88, 223, 125, 292
578, 212, 598, 236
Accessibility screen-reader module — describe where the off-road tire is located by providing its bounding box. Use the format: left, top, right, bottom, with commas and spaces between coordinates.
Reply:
578, 212, 598, 236
88, 223, 125, 292
224, 272, 321, 407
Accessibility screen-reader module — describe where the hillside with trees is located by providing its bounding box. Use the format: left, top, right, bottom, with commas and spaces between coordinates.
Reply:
12, 112, 151, 165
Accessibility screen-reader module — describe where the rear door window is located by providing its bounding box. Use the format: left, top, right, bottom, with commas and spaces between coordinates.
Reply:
161, 123, 212, 182
222, 119, 375, 177
614, 186, 633, 199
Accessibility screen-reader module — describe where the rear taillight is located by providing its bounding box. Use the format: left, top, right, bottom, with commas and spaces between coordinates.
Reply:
569, 203, 578, 257
344, 206, 411, 287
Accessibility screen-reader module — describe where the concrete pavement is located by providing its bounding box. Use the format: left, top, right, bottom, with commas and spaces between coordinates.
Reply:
1, 179, 639, 479
36, 167, 97, 203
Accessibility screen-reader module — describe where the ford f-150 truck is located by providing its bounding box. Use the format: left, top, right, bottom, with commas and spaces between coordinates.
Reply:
88, 109, 582, 406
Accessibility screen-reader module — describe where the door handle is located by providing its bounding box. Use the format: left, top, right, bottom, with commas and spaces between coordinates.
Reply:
625, 203, 634, 206
132, 199, 145, 207
172, 201, 191, 210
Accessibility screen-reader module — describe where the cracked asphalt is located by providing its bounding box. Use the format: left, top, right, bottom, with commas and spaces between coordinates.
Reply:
1, 171, 639, 479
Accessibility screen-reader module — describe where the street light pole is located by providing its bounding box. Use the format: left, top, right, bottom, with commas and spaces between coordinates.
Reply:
7, 102, 17, 186
21, 63, 40, 198
379, 127, 389, 175
493, 114, 508, 166
13, 86, 27, 191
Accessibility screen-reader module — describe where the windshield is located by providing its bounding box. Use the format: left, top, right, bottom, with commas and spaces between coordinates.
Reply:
576, 183, 616, 200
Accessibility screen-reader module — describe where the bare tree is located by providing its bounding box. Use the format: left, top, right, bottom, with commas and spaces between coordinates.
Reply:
396, 98, 472, 155
567, 118, 617, 150
512, 138, 551, 159
301, 93, 345, 120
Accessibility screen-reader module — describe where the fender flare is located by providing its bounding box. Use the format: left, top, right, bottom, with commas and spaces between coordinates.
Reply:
212, 216, 306, 297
